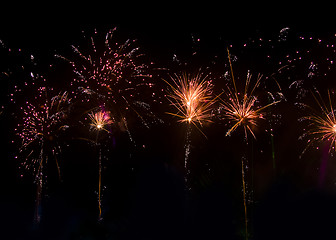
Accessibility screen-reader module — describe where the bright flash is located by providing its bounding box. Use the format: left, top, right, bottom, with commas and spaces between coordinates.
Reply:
89, 110, 113, 132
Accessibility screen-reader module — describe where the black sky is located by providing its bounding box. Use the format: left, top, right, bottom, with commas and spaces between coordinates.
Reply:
2, 19, 336, 239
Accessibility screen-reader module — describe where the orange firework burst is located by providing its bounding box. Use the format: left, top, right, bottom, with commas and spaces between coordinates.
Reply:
220, 50, 280, 140
301, 90, 336, 154
89, 110, 113, 133
164, 72, 215, 134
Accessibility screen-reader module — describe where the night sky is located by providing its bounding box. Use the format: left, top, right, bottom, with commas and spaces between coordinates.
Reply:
1, 18, 336, 240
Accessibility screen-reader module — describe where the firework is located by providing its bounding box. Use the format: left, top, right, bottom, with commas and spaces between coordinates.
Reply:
58, 27, 158, 219
165, 72, 215, 130
219, 50, 280, 240
220, 50, 280, 140
300, 90, 336, 155
165, 72, 215, 185
16, 90, 70, 223
88, 109, 113, 220
57, 28, 157, 137
89, 110, 113, 134
298, 89, 336, 187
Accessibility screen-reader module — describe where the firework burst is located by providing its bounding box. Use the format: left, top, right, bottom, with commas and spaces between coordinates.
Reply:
165, 72, 215, 132
220, 50, 280, 140
300, 90, 336, 155
16, 89, 70, 223
89, 110, 113, 134
57, 28, 157, 136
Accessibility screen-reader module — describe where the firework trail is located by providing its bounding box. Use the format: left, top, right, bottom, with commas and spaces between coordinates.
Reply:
184, 125, 192, 184
16, 87, 70, 223
88, 109, 113, 220
241, 156, 248, 240
164, 72, 216, 186
57, 28, 159, 142
270, 128, 276, 170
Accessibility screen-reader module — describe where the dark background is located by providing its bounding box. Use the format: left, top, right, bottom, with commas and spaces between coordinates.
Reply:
1, 16, 336, 240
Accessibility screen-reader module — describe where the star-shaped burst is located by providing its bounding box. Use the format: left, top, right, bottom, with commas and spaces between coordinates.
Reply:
165, 72, 215, 129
